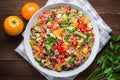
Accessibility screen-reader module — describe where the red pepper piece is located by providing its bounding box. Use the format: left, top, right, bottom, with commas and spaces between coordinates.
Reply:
65, 53, 69, 58
58, 40, 64, 46
58, 47, 64, 53
53, 45, 58, 50
78, 24, 86, 29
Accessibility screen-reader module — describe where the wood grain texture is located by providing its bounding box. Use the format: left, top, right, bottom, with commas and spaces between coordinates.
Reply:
0, 0, 120, 80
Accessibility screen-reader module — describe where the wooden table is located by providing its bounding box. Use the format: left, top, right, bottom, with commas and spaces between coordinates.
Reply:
0, 0, 120, 80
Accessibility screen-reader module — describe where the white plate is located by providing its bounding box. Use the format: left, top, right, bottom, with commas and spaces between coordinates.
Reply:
24, 3, 100, 77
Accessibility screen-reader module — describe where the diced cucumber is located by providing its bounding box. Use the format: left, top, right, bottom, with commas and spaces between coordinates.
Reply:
87, 23, 93, 29
57, 14, 62, 19
74, 31, 81, 37
62, 14, 67, 19
72, 17, 78, 22
70, 57, 76, 63
41, 60, 47, 64
35, 33, 41, 38
47, 21, 52, 26
78, 11, 83, 17
87, 36, 91, 42
68, 13, 73, 18
46, 44, 52, 51
57, 36, 62, 40
66, 50, 71, 54
82, 34, 88, 39
29, 40, 34, 46
66, 27, 77, 33
36, 37, 41, 41
66, 56, 72, 62
54, 50, 59, 56
89, 42, 93, 46
46, 43, 54, 51
49, 33, 55, 38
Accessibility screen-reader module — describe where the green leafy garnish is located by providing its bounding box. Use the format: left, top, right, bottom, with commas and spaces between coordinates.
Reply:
46, 36, 55, 44
59, 22, 69, 28
64, 35, 70, 42
86, 35, 120, 80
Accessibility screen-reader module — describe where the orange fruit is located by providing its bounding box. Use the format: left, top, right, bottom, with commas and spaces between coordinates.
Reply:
22, 2, 40, 20
4, 16, 24, 36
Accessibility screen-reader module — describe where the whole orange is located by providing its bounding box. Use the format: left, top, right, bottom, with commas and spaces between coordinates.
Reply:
4, 16, 24, 36
22, 2, 40, 20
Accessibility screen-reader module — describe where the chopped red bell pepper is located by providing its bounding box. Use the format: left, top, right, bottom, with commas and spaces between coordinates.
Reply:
78, 24, 86, 29
53, 45, 58, 50
66, 7, 71, 11
65, 53, 69, 58
30, 27, 33, 31
85, 28, 91, 33
51, 20, 60, 30
58, 40, 64, 46
91, 36, 94, 42
88, 45, 91, 51
58, 54, 65, 59
58, 47, 64, 52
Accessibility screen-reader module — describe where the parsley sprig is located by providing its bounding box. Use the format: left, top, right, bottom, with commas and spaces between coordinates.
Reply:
86, 35, 120, 80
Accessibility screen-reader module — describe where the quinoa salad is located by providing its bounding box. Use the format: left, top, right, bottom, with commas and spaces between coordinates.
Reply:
29, 6, 94, 72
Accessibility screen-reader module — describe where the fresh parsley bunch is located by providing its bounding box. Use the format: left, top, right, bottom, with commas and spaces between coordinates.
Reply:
86, 35, 120, 80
